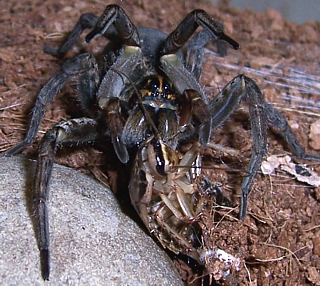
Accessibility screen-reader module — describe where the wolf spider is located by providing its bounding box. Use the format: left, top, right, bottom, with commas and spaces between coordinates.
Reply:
2, 4, 319, 280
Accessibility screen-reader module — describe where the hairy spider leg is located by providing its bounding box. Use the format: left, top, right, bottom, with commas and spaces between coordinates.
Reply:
241, 77, 320, 219
1, 54, 100, 157
45, 5, 140, 58
160, 9, 239, 56
185, 29, 226, 82
207, 74, 320, 219
33, 118, 99, 280
44, 13, 99, 57
85, 4, 140, 47
166, 13, 238, 81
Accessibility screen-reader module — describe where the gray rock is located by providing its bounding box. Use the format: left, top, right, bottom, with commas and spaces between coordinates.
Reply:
0, 156, 183, 285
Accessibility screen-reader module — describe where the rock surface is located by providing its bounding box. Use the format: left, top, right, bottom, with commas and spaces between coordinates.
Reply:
0, 156, 183, 285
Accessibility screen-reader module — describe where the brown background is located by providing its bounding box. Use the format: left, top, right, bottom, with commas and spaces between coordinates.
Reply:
0, 0, 319, 284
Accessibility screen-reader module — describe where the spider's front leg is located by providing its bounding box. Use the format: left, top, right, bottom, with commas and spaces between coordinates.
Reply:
33, 118, 99, 280
162, 10, 237, 81
85, 4, 140, 47
45, 5, 140, 58
158, 10, 239, 146
160, 9, 239, 56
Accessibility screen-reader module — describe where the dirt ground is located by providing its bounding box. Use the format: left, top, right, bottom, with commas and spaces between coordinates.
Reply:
0, 0, 319, 285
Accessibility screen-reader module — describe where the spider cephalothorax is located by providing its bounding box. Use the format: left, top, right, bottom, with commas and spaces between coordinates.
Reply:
123, 75, 180, 150
2, 4, 319, 281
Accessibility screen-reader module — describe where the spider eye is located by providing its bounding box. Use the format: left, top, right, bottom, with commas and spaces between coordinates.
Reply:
160, 77, 174, 100
139, 76, 161, 97
162, 82, 171, 98
149, 78, 160, 95
138, 75, 176, 110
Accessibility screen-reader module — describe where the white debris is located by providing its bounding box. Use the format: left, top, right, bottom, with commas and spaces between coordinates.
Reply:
261, 155, 320, 187
199, 247, 242, 280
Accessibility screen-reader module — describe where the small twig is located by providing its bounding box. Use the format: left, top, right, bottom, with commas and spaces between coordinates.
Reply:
255, 255, 287, 263
247, 211, 269, 224
259, 243, 308, 267
0, 103, 27, 111
304, 224, 320, 232
214, 205, 238, 229
275, 106, 320, 118
244, 263, 252, 285
44, 32, 65, 40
